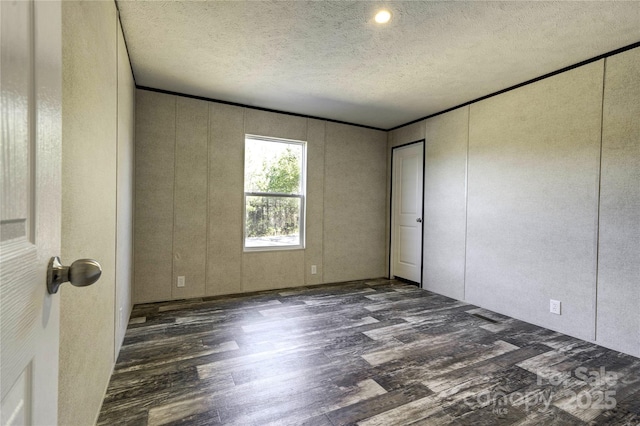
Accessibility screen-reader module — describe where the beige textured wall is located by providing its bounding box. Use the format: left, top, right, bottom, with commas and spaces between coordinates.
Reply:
422, 107, 468, 301
134, 91, 175, 302
115, 18, 135, 359
61, 1, 134, 424
466, 61, 604, 341
597, 48, 640, 357
207, 103, 244, 296
388, 121, 427, 148
323, 123, 388, 283
305, 119, 326, 286
134, 92, 387, 302
389, 49, 639, 357
174, 97, 208, 299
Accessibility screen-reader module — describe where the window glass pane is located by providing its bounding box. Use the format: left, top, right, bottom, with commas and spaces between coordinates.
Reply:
245, 196, 301, 247
245, 138, 303, 194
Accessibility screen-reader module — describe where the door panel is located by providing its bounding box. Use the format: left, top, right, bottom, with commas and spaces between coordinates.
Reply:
398, 226, 418, 266
1, 1, 62, 424
1, 366, 31, 425
400, 156, 419, 214
391, 142, 424, 283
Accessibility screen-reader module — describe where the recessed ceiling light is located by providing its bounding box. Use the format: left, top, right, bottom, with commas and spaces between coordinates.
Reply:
375, 10, 391, 24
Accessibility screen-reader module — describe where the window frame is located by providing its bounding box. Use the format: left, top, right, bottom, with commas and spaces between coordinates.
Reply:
243, 134, 307, 252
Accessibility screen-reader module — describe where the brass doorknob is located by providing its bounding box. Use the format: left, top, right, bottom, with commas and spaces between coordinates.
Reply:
46, 256, 102, 294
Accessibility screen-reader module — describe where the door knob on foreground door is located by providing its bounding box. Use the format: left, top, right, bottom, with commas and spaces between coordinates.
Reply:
47, 256, 102, 294
416, 218, 422, 223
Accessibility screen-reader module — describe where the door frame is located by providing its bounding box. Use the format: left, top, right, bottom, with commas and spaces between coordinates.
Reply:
389, 140, 426, 286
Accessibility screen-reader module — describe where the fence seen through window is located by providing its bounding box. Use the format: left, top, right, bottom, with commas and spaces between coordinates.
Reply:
244, 135, 306, 250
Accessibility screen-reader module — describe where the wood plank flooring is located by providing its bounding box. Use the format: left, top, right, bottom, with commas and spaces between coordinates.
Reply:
98, 279, 640, 425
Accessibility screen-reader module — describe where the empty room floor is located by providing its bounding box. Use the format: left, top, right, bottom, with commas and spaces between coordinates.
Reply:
98, 279, 640, 425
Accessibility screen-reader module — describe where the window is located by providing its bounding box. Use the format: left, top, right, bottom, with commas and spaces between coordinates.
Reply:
244, 135, 306, 250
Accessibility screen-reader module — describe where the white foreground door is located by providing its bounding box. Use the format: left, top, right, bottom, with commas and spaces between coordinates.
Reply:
391, 142, 424, 283
1, 1, 62, 424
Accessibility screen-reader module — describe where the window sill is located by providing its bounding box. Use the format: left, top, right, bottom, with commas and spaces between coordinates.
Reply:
243, 245, 305, 253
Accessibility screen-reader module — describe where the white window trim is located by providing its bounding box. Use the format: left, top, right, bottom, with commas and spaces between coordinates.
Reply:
243, 135, 307, 252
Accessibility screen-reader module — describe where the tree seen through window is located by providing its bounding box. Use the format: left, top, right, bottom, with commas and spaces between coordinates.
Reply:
244, 136, 306, 249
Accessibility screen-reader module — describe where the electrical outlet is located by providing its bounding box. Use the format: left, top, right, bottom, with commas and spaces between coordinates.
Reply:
311, 265, 317, 275
177, 276, 185, 288
550, 299, 561, 315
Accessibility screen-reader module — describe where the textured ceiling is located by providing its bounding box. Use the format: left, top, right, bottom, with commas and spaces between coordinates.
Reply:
117, 1, 640, 129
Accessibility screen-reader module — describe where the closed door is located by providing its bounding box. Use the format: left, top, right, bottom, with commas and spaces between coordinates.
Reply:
391, 142, 424, 284
1, 1, 62, 424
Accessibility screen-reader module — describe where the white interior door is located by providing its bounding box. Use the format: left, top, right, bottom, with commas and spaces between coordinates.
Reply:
391, 142, 424, 284
1, 1, 62, 424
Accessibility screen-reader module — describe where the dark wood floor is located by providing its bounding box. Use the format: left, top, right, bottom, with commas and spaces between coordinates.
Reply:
98, 279, 640, 425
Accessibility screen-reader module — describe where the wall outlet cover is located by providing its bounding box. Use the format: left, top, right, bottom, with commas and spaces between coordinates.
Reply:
311, 265, 317, 275
177, 276, 185, 287
550, 299, 561, 315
